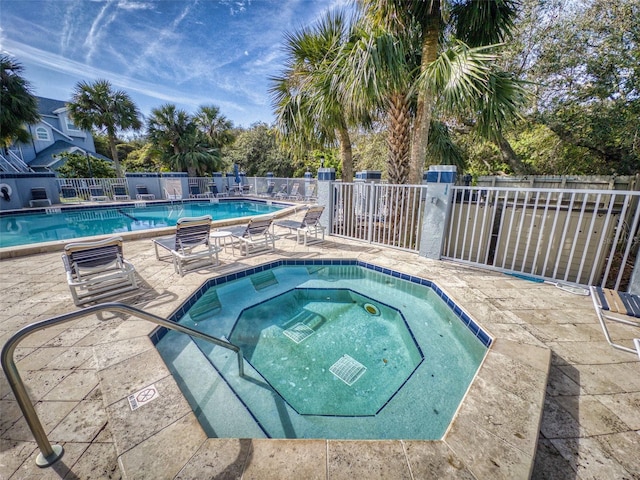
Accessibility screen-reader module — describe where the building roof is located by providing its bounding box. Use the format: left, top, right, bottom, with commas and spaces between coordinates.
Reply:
28, 140, 111, 171
36, 96, 68, 116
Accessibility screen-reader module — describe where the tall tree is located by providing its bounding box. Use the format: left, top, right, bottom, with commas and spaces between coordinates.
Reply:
0, 55, 40, 148
222, 123, 294, 177
338, 0, 524, 183
147, 104, 223, 176
67, 79, 142, 177
194, 105, 234, 148
270, 10, 370, 182
526, 0, 639, 174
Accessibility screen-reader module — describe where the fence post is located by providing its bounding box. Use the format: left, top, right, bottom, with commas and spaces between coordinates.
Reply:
418, 165, 457, 259
629, 255, 640, 295
316, 168, 335, 231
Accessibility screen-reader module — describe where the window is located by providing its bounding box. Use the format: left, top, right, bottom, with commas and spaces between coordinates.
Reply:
66, 119, 80, 131
35, 127, 50, 141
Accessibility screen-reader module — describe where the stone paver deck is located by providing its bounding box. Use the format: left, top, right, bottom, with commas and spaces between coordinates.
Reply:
1, 218, 639, 479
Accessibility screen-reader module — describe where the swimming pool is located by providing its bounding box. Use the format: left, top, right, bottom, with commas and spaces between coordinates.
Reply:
0, 199, 284, 248
153, 260, 491, 440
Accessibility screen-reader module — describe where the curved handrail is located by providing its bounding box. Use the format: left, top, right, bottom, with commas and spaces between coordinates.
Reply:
0, 302, 244, 468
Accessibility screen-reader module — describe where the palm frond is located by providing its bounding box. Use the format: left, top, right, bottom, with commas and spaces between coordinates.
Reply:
419, 41, 498, 110
450, 0, 519, 47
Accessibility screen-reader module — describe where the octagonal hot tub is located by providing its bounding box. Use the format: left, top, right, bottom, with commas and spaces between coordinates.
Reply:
152, 260, 492, 440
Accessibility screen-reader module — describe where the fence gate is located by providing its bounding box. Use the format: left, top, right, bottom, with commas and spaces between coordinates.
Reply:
331, 182, 427, 252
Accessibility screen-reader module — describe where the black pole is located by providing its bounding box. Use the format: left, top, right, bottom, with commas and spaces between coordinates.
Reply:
85, 152, 94, 179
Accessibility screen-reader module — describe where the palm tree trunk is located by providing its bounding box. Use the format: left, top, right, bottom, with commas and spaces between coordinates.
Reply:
336, 121, 354, 182
108, 134, 123, 178
409, 1, 441, 184
387, 92, 412, 184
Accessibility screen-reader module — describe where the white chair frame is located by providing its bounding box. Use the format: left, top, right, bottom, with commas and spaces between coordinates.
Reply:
62, 236, 138, 306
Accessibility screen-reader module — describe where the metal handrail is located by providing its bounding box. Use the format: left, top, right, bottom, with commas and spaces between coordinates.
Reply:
0, 302, 245, 468
7, 149, 33, 172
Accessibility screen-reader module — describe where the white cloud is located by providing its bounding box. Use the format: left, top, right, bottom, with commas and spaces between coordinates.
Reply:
84, 1, 119, 62
2, 39, 243, 114
117, 1, 155, 11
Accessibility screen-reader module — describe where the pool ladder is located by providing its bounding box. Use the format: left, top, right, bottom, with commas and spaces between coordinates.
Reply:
0, 302, 245, 468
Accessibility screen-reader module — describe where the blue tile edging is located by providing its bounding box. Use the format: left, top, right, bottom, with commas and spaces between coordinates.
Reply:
150, 259, 493, 348
0, 197, 292, 218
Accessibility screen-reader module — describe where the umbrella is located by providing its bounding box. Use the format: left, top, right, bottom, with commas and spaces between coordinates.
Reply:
234, 164, 242, 185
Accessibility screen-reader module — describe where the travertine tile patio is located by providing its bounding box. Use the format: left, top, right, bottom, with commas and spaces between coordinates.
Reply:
1, 221, 638, 479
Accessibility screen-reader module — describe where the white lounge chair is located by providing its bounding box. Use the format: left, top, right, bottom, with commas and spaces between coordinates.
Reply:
136, 185, 155, 200
287, 183, 302, 200
89, 185, 109, 202
62, 236, 138, 306
60, 185, 82, 203
152, 215, 220, 276
274, 205, 325, 245
112, 184, 130, 201
260, 182, 276, 197
227, 216, 276, 256
590, 286, 640, 356
189, 184, 208, 198
29, 187, 51, 207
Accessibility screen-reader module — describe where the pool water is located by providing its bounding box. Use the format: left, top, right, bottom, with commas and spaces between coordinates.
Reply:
232, 288, 423, 416
154, 262, 490, 440
0, 200, 283, 247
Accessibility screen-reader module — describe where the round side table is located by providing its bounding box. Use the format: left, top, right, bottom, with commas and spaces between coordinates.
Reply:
210, 230, 234, 255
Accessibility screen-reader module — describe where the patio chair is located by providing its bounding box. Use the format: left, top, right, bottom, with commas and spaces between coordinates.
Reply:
275, 184, 289, 199
189, 184, 207, 198
304, 184, 317, 202
274, 205, 325, 245
29, 187, 51, 207
590, 286, 640, 356
112, 184, 130, 201
62, 236, 138, 306
89, 185, 109, 202
152, 215, 220, 276
230, 183, 242, 196
208, 183, 228, 198
60, 185, 82, 203
242, 184, 252, 195
136, 185, 155, 200
260, 182, 276, 197
287, 183, 302, 200
227, 216, 276, 256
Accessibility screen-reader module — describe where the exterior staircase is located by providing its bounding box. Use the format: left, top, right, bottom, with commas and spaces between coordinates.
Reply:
0, 149, 33, 172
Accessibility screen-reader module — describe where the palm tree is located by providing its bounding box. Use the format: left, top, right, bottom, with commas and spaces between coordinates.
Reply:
339, 0, 525, 183
147, 104, 222, 176
0, 55, 40, 149
194, 105, 234, 148
335, 16, 420, 184
67, 79, 142, 177
270, 10, 370, 182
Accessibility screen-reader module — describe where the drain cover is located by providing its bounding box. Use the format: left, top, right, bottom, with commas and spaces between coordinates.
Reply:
330, 354, 367, 386
283, 323, 315, 343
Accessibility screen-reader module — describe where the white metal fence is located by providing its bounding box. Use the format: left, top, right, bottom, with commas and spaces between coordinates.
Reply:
55, 177, 317, 202
56, 178, 129, 200
331, 182, 427, 252
444, 186, 640, 289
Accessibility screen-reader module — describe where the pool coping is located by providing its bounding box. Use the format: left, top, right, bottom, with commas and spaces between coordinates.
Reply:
0, 201, 301, 259
105, 258, 551, 479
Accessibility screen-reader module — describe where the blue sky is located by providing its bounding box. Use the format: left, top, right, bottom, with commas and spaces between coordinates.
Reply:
1, 0, 349, 128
